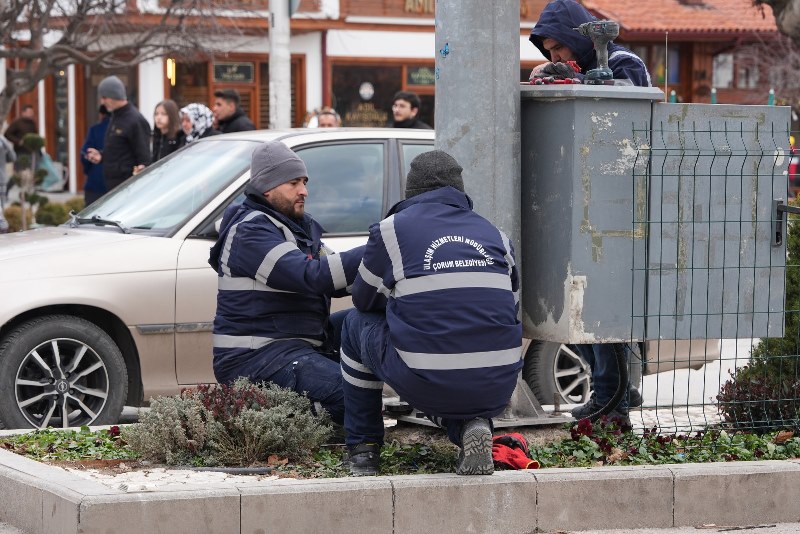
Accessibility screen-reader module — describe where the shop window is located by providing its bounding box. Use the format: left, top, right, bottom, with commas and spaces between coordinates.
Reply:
712, 53, 733, 89
170, 62, 209, 109
332, 65, 400, 127
737, 61, 760, 90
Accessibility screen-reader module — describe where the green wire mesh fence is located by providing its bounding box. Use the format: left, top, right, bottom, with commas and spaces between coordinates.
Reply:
626, 117, 798, 436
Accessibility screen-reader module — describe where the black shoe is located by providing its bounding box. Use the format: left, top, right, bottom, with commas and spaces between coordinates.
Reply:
456, 418, 494, 476
571, 396, 630, 426
347, 443, 380, 476
628, 387, 643, 408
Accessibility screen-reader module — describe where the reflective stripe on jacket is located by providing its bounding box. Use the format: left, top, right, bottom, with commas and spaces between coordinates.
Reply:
349, 187, 523, 419
209, 196, 364, 383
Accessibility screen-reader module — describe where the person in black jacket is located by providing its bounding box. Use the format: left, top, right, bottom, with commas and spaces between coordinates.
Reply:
213, 89, 256, 133
152, 99, 185, 162
390, 91, 432, 129
85, 76, 152, 191
180, 104, 221, 144
4, 104, 37, 171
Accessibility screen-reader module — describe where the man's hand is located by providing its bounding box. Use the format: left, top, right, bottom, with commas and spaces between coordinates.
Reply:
132, 164, 145, 175
86, 148, 102, 164
530, 61, 580, 82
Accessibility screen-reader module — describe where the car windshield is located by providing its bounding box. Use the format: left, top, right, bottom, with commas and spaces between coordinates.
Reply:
77, 139, 260, 236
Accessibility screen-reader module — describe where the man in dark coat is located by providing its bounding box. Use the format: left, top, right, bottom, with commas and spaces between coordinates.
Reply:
390, 91, 432, 129
84, 75, 151, 191
213, 89, 256, 133
209, 140, 365, 425
529, 0, 651, 87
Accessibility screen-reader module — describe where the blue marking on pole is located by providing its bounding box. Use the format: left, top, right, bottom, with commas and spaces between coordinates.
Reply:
440, 43, 449, 57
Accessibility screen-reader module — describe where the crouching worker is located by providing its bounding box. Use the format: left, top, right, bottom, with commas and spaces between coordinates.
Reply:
209, 140, 365, 425
341, 150, 523, 476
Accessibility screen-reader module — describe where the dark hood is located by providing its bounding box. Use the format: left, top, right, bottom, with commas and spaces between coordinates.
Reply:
529, 0, 597, 72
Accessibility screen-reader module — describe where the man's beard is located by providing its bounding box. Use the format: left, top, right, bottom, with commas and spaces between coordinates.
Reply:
269, 194, 304, 219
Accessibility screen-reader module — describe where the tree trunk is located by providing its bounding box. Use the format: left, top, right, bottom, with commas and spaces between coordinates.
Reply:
760, 0, 800, 45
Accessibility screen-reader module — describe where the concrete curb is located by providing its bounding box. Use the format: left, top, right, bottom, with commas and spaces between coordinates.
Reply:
1, 448, 799, 533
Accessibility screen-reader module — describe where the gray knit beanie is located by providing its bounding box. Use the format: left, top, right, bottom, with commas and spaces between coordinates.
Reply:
249, 141, 308, 193
97, 75, 127, 101
405, 150, 464, 198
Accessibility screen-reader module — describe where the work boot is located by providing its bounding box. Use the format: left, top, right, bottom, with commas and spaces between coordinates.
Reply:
571, 395, 630, 427
456, 418, 494, 476
347, 443, 380, 476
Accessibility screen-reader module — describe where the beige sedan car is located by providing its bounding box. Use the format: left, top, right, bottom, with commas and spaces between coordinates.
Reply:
0, 129, 719, 429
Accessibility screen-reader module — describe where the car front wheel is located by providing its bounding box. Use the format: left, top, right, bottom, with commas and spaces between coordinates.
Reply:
0, 315, 128, 429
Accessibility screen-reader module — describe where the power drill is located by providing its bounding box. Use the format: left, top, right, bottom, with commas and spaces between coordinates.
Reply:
574, 20, 619, 84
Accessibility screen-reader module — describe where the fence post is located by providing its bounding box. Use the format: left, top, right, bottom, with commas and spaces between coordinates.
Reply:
711, 87, 717, 104
769, 88, 775, 106
669, 90, 677, 103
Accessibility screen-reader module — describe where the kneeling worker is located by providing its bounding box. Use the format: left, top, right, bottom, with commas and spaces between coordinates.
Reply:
209, 141, 364, 425
340, 150, 523, 476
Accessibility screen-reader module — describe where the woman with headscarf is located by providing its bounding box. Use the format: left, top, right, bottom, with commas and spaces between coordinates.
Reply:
180, 103, 220, 144
152, 99, 185, 161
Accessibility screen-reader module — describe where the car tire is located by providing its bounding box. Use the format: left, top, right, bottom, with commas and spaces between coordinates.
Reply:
0, 315, 128, 429
522, 340, 592, 406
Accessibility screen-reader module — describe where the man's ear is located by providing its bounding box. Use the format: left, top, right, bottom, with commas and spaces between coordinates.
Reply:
410, 107, 419, 118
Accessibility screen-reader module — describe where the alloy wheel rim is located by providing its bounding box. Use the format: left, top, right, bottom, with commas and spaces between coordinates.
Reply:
552, 344, 592, 404
14, 338, 110, 428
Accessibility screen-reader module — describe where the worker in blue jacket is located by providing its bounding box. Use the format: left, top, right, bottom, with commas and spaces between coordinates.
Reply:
209, 140, 365, 425
340, 150, 523, 476
529, 0, 651, 87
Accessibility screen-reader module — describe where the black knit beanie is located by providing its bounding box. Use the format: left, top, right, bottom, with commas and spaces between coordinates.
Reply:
405, 150, 464, 198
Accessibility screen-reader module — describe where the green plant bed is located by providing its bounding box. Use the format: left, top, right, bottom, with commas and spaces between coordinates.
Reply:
3, 417, 800, 478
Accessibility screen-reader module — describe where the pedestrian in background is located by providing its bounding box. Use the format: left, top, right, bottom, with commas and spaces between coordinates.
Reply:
180, 103, 220, 145
316, 107, 342, 128
80, 105, 110, 206
213, 89, 256, 133
389, 91, 431, 129
85, 75, 152, 192
152, 99, 185, 162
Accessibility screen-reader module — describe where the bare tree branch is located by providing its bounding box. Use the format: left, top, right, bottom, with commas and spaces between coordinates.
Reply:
1, 0, 266, 118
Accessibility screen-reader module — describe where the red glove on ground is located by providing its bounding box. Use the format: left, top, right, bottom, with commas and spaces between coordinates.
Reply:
491, 433, 540, 470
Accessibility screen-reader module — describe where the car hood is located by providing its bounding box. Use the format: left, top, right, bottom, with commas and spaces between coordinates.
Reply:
0, 226, 182, 281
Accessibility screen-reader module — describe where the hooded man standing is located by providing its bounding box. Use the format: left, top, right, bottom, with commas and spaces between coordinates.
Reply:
209, 141, 364, 425
530, 0, 649, 424
85, 75, 151, 191
340, 150, 522, 476
529, 0, 651, 87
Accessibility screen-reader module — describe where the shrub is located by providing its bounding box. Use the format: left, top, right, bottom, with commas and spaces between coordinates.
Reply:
35, 202, 70, 226
717, 200, 800, 431
3, 205, 32, 232
123, 378, 333, 467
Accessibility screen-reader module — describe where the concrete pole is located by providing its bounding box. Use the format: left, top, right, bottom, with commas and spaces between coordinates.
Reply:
269, 0, 292, 129
434, 0, 521, 251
